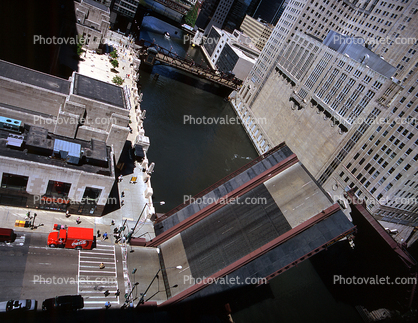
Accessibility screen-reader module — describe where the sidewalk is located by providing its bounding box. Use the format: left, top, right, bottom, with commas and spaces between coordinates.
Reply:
78, 34, 162, 307
0, 33, 164, 307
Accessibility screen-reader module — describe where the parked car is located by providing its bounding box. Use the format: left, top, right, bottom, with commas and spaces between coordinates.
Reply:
0, 299, 37, 312
42, 295, 84, 311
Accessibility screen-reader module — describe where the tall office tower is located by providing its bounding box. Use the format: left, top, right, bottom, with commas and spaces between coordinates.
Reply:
195, 0, 236, 34
233, 0, 418, 226
240, 14, 274, 51
110, 0, 140, 33
224, 0, 255, 31
195, 0, 261, 34
88, 0, 112, 7
252, 0, 289, 25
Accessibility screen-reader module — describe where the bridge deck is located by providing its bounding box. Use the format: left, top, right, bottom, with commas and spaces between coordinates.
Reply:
155, 54, 240, 89
138, 39, 242, 90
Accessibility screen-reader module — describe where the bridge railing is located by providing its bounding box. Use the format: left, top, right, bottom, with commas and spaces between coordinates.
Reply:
138, 39, 243, 87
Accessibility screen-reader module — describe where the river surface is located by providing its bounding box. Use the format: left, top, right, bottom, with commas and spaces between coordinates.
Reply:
138, 16, 411, 323
139, 17, 258, 213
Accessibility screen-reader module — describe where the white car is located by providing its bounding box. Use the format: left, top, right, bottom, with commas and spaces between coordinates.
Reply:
0, 299, 37, 312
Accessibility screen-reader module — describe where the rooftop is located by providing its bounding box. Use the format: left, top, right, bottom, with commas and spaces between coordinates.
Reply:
0, 125, 113, 176
0, 59, 71, 94
73, 73, 126, 109
0, 102, 54, 119
82, 0, 110, 12
323, 30, 397, 78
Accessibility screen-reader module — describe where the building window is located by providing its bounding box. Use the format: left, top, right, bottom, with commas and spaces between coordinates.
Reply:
79, 187, 102, 215
1, 173, 28, 192
45, 181, 71, 199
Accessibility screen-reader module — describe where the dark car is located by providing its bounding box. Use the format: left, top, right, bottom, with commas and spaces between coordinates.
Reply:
42, 295, 84, 311
0, 299, 37, 312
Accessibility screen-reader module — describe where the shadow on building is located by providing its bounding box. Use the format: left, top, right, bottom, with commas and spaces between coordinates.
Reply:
0, 0, 79, 79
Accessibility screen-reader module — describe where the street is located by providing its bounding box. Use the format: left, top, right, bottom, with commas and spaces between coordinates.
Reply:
0, 231, 123, 310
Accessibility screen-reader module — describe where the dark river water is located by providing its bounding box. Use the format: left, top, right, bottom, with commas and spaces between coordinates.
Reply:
139, 17, 258, 213
138, 16, 413, 323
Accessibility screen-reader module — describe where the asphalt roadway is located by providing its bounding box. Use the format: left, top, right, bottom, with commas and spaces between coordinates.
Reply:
0, 231, 124, 310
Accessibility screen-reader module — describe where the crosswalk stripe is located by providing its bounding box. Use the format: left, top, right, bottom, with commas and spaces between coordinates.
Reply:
80, 251, 116, 256
78, 245, 120, 306
79, 260, 115, 264
84, 301, 120, 304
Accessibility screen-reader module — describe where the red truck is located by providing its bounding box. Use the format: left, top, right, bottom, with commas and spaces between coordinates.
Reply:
47, 225, 95, 250
0, 228, 16, 243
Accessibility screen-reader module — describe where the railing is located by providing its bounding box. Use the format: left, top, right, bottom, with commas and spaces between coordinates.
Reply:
137, 39, 242, 89
156, 142, 287, 221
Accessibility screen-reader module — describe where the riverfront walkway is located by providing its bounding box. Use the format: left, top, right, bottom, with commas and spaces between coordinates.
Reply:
78, 33, 168, 304
0, 32, 169, 306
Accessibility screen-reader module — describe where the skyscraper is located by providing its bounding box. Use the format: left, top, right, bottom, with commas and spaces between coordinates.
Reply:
195, 0, 262, 34
232, 0, 418, 226
110, 0, 140, 33
252, 0, 288, 25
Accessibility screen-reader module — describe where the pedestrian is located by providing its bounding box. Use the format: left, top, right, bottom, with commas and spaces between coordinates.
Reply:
65, 210, 70, 217
97, 230, 101, 237
103, 232, 108, 240
76, 217, 81, 224
111, 220, 115, 225
118, 175, 123, 182
105, 301, 111, 309
115, 289, 120, 297
99, 263, 105, 269
104, 290, 110, 297
121, 191, 125, 198
121, 200, 124, 206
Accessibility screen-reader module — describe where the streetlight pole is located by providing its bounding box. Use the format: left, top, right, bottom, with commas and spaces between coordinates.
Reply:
137, 265, 182, 305
126, 201, 164, 243
138, 269, 161, 305
124, 282, 139, 305
31, 213, 37, 230
144, 284, 178, 302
